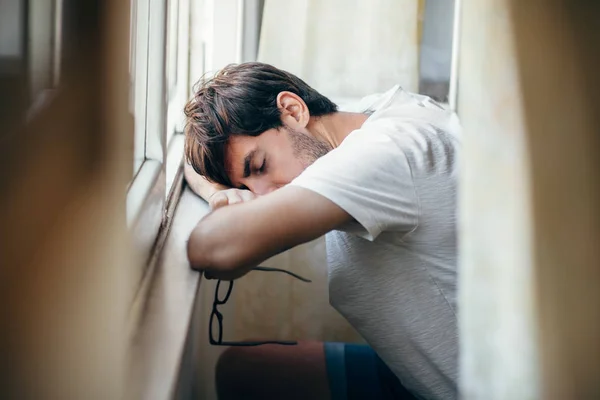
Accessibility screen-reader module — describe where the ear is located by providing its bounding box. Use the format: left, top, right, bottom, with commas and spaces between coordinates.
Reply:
276, 91, 310, 129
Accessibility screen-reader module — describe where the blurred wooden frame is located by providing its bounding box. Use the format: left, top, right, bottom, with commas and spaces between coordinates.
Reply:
508, 1, 600, 398
0, 0, 133, 398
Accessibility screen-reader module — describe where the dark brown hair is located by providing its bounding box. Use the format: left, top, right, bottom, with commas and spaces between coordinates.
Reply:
184, 62, 338, 186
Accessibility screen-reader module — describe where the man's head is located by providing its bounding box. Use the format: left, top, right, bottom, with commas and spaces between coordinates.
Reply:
184, 62, 337, 194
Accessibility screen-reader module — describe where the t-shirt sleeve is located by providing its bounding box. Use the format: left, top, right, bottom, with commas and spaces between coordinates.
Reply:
289, 129, 419, 241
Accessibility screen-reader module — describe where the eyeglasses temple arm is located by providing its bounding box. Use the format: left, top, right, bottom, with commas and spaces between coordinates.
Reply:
251, 266, 312, 283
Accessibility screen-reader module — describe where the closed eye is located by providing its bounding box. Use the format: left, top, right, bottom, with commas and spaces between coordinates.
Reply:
258, 159, 266, 173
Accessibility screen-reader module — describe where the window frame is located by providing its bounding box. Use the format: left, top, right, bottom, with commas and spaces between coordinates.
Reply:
126, 0, 170, 290
165, 0, 191, 191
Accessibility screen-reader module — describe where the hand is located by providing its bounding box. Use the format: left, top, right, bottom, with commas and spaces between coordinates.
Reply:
208, 188, 257, 210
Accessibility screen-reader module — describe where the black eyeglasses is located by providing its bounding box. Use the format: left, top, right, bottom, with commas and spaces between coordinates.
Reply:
209, 266, 312, 346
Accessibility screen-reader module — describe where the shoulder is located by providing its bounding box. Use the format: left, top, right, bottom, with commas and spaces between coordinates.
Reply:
354, 113, 461, 179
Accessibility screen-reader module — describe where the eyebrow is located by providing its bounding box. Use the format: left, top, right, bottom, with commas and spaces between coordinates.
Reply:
243, 149, 257, 179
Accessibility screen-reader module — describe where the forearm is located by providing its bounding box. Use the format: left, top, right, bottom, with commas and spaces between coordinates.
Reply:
184, 162, 228, 201
186, 186, 351, 278
187, 202, 295, 277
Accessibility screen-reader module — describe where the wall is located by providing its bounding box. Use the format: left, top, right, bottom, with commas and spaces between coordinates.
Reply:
231, 239, 363, 342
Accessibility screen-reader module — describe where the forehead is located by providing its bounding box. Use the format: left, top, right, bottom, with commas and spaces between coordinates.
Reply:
224, 135, 259, 183
226, 135, 257, 160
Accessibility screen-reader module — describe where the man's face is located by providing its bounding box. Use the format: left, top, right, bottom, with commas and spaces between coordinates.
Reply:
224, 126, 330, 195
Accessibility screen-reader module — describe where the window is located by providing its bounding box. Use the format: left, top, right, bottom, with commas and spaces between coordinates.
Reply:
0, 0, 29, 124
28, 0, 63, 100
127, 0, 164, 260
165, 0, 191, 193
126, 0, 189, 287
127, 0, 245, 210
129, 0, 149, 176
0, 0, 63, 118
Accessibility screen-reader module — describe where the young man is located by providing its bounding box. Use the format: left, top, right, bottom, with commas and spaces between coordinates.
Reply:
184, 62, 460, 400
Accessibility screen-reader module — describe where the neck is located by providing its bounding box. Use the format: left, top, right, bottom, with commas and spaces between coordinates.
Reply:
307, 112, 369, 149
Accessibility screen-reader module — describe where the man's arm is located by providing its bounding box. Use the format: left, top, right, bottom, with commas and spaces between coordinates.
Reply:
184, 162, 257, 208
184, 162, 226, 201
187, 185, 351, 280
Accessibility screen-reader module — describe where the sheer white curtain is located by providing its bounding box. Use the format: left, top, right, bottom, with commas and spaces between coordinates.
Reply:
258, 0, 420, 100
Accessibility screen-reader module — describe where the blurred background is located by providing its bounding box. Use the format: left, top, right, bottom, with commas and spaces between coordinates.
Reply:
0, 0, 599, 399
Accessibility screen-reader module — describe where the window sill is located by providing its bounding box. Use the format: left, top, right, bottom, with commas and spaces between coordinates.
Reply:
127, 185, 210, 399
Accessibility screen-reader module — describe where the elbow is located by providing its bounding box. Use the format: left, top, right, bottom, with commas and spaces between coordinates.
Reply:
186, 219, 242, 274
187, 222, 219, 271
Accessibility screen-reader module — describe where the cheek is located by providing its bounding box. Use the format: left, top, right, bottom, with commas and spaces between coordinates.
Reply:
272, 155, 307, 183
263, 130, 310, 183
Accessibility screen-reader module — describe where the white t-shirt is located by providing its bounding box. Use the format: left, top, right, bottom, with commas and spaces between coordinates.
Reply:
290, 86, 461, 400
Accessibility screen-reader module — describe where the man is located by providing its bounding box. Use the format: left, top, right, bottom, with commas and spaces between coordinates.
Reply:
184, 62, 460, 400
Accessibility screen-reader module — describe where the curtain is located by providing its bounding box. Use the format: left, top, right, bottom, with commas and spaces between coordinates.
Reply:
257, 0, 420, 100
